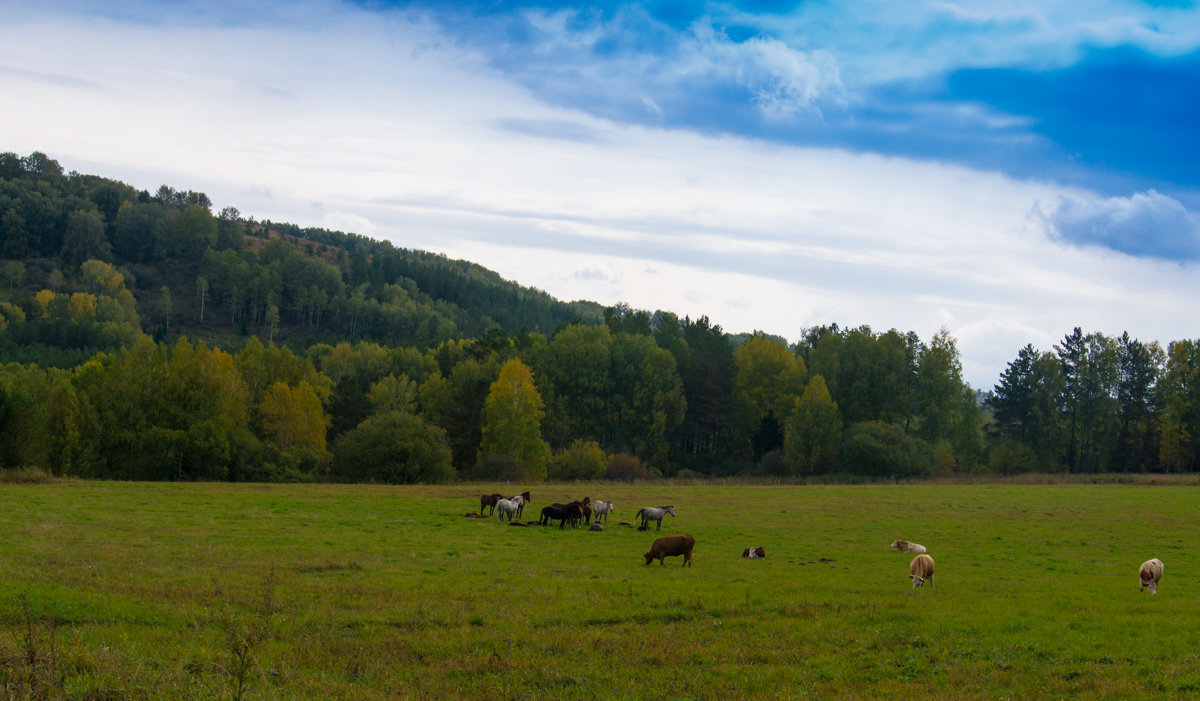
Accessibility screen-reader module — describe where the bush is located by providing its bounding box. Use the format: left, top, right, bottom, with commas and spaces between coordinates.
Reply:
840, 421, 934, 478
548, 440, 606, 481
605, 453, 658, 481
473, 454, 528, 482
334, 411, 454, 483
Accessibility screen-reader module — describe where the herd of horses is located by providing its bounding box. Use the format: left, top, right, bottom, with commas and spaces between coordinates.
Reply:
476, 492, 673, 531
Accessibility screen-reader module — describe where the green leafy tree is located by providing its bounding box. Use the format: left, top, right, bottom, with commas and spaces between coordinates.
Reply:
478, 359, 550, 481
607, 332, 686, 470
673, 316, 738, 475
61, 206, 111, 266
368, 373, 418, 414
533, 323, 612, 448
334, 411, 454, 483
734, 336, 807, 462
1159, 340, 1200, 472
914, 328, 964, 445
1112, 333, 1162, 472
784, 375, 841, 475
258, 380, 329, 459
548, 439, 607, 481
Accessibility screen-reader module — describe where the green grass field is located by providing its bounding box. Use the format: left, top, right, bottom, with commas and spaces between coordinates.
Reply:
2, 481, 1198, 699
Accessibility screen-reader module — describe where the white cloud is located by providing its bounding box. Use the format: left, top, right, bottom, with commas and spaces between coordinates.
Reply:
1, 4, 1197, 390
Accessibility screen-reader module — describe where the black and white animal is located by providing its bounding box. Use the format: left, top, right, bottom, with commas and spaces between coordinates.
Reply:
634, 506, 675, 531
742, 546, 766, 559
1139, 558, 1164, 594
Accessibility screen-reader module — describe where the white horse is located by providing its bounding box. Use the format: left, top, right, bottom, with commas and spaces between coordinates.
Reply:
634, 505, 675, 530
592, 499, 614, 524
496, 495, 524, 523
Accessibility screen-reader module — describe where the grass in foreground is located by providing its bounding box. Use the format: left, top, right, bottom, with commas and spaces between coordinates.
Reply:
1, 481, 1197, 699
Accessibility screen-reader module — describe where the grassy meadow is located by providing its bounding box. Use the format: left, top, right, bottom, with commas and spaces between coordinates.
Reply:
2, 480, 1199, 699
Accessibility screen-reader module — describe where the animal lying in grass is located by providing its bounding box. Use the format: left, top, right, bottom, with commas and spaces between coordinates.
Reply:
1139, 558, 1163, 594
890, 539, 927, 554
742, 546, 766, 559
644, 534, 694, 567
908, 554, 935, 589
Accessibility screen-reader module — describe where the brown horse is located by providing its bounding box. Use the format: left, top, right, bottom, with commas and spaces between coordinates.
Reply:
479, 493, 503, 515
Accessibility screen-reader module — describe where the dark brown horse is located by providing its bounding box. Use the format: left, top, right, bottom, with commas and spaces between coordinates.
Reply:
479, 493, 504, 515
539, 502, 585, 529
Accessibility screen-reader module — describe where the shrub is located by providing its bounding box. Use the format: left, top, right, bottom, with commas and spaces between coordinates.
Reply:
334, 411, 454, 483
548, 440, 606, 481
605, 453, 658, 481
840, 421, 934, 478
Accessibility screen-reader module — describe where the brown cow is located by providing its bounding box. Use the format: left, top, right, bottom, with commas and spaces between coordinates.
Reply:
742, 546, 766, 559
644, 534, 695, 567
908, 554, 935, 589
1139, 558, 1164, 594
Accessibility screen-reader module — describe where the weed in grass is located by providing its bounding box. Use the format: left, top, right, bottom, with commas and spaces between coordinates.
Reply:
0, 592, 63, 698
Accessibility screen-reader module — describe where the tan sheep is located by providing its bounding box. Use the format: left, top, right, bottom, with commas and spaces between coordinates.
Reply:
908, 554, 935, 589
890, 539, 927, 554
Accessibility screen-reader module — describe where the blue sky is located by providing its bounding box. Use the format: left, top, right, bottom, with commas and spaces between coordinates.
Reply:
2, 0, 1198, 387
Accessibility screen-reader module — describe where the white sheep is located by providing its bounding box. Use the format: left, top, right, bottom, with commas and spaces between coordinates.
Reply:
1139, 558, 1163, 594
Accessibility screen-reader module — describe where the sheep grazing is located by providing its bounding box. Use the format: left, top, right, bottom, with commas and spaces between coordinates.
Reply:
908, 554, 935, 589
890, 539, 927, 554
1139, 558, 1164, 594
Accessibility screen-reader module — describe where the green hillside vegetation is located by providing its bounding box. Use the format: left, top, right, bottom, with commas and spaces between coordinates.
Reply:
1, 150, 1199, 482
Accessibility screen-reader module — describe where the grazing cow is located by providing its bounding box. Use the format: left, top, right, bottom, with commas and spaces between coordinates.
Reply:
644, 534, 695, 567
742, 546, 766, 559
890, 540, 927, 554
634, 506, 675, 531
908, 554, 935, 589
1139, 558, 1164, 594
479, 493, 504, 515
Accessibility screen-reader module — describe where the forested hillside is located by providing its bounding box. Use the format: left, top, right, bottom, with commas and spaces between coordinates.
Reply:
1, 150, 1197, 482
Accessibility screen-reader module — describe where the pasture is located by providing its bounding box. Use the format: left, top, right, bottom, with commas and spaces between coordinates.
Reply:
2, 481, 1199, 699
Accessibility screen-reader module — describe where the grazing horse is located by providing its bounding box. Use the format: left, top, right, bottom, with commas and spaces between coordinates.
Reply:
592, 500, 614, 524
496, 495, 523, 523
634, 506, 675, 531
509, 491, 532, 519
479, 493, 504, 515
539, 503, 584, 530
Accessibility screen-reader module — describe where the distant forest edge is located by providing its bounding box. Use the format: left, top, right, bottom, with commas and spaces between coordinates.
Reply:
1, 150, 1197, 483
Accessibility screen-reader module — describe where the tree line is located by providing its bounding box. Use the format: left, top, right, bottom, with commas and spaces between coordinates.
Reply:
1, 150, 1198, 481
